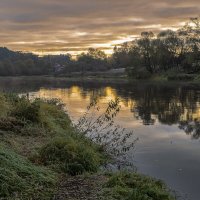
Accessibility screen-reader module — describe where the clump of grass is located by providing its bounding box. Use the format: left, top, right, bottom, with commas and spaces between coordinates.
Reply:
37, 137, 106, 176
0, 94, 71, 136
0, 94, 10, 117
0, 145, 57, 199
38, 100, 72, 133
0, 117, 26, 132
102, 172, 176, 200
10, 96, 41, 123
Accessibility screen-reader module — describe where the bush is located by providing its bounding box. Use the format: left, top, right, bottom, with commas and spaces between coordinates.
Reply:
5, 95, 71, 132
10, 96, 40, 122
38, 137, 104, 175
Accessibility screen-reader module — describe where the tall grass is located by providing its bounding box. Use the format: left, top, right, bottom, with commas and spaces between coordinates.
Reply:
38, 137, 106, 175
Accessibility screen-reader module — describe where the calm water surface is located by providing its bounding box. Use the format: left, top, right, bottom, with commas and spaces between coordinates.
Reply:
1, 77, 200, 200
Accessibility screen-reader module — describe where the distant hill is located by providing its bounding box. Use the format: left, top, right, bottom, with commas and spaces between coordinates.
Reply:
0, 47, 17, 60
0, 47, 51, 76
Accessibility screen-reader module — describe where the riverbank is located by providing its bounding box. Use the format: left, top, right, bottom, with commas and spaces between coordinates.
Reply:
0, 93, 176, 199
1, 73, 200, 84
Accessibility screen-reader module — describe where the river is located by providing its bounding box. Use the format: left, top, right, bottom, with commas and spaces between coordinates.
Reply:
1, 77, 200, 200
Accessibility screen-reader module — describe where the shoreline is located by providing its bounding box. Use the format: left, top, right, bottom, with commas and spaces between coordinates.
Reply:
0, 74, 200, 83
0, 93, 176, 200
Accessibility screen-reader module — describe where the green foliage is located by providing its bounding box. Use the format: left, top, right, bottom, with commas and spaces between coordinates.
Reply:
11, 97, 40, 122
0, 94, 71, 132
0, 117, 25, 132
0, 146, 57, 199
39, 101, 72, 132
0, 94, 10, 117
0, 93, 176, 200
103, 172, 176, 200
38, 137, 105, 175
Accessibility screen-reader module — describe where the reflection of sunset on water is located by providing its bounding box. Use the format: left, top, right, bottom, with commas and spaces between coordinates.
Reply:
2, 77, 200, 200
31, 84, 200, 150
37, 86, 200, 127
38, 86, 137, 115
36, 86, 145, 128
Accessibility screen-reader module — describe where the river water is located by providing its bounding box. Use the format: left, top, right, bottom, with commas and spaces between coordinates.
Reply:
1, 77, 200, 200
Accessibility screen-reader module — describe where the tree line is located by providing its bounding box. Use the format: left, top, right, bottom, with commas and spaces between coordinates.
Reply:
0, 18, 199, 77
113, 18, 200, 79
0, 47, 110, 76
0, 48, 52, 76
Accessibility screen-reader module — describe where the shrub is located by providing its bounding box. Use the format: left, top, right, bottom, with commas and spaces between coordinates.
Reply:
38, 137, 104, 175
5, 95, 71, 132
11, 97, 40, 122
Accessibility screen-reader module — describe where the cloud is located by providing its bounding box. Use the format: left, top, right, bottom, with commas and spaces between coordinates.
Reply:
0, 0, 199, 55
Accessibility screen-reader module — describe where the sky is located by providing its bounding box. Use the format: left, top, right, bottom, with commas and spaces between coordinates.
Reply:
0, 0, 199, 55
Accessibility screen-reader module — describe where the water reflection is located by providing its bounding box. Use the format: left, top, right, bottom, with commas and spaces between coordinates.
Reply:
179, 120, 200, 139
1, 77, 200, 199
34, 84, 200, 140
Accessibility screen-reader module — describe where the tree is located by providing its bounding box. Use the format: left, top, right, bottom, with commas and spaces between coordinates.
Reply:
113, 18, 200, 78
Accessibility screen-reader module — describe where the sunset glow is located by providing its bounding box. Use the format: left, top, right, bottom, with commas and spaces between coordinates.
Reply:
0, 0, 199, 55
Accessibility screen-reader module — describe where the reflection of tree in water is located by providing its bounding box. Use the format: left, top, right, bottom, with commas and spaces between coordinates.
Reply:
70, 83, 200, 139
116, 83, 200, 139
179, 120, 200, 139
127, 85, 187, 126
66, 83, 200, 139
16, 78, 200, 140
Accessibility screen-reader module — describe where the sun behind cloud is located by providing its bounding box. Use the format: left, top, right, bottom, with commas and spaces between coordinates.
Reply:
0, 0, 199, 55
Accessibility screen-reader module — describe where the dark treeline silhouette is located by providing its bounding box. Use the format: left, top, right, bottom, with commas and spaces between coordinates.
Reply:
0, 48, 52, 76
113, 18, 200, 78
0, 47, 111, 76
113, 18, 200, 79
62, 48, 111, 74
0, 18, 199, 77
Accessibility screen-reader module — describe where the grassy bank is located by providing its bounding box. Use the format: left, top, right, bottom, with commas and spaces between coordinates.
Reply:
0, 94, 176, 199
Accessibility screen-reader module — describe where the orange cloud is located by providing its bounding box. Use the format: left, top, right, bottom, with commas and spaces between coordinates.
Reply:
0, 0, 199, 55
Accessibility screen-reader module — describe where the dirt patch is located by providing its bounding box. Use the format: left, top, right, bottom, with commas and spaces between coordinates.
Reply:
53, 174, 107, 200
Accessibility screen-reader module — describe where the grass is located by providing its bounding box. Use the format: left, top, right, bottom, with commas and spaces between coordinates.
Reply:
37, 137, 106, 175
0, 93, 176, 199
102, 172, 176, 200
0, 93, 106, 198
0, 145, 57, 199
